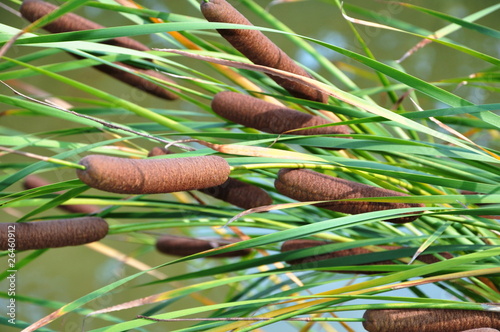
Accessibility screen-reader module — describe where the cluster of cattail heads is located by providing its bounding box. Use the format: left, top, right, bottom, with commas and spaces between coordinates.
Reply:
156, 235, 251, 258
363, 308, 500, 332
201, 0, 351, 146
20, 0, 178, 100
200, 0, 423, 230
281, 239, 452, 274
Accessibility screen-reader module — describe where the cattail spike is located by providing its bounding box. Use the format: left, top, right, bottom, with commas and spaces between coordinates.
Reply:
0, 217, 108, 251
275, 169, 424, 224
76, 155, 231, 194
363, 308, 500, 332
201, 0, 328, 103
155, 235, 251, 258
211, 91, 350, 138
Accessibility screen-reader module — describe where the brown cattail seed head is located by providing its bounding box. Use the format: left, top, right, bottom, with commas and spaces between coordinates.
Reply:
76, 155, 231, 195
23, 175, 99, 214
200, 177, 273, 209
211, 91, 349, 137
281, 239, 452, 274
363, 308, 500, 332
0, 217, 108, 251
147, 147, 272, 209
275, 169, 424, 224
155, 235, 251, 258
20, 0, 179, 100
200, 0, 328, 103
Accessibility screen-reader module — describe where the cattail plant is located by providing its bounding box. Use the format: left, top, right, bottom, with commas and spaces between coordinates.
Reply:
2, 1, 497, 330
148, 147, 273, 209
20, 0, 179, 100
211, 91, 349, 137
281, 239, 452, 274
76, 154, 231, 194
0, 217, 108, 250
363, 308, 500, 332
200, 0, 328, 103
24, 175, 99, 214
275, 169, 424, 223
155, 235, 251, 258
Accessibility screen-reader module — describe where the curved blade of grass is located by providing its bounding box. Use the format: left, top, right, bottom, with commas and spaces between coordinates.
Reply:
0, 52, 175, 81
0, 179, 86, 210
339, 3, 499, 66
0, 48, 61, 71
88, 293, 330, 332
0, 135, 133, 155
333, 0, 401, 105
409, 220, 453, 265
0, 95, 99, 127
399, 3, 500, 39
15, 185, 90, 222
